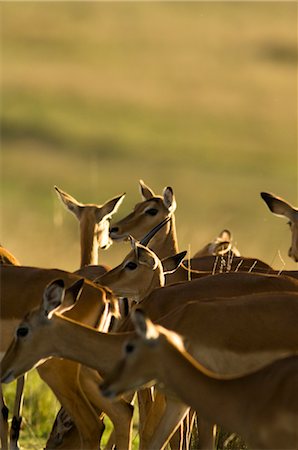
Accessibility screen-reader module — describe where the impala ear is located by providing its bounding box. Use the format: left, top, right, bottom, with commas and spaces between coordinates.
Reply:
54, 186, 82, 218
139, 180, 155, 200
218, 229, 232, 242
162, 251, 187, 274
97, 193, 126, 222
132, 309, 159, 340
260, 192, 296, 221
163, 187, 176, 213
42, 279, 65, 319
136, 245, 159, 270
60, 278, 85, 314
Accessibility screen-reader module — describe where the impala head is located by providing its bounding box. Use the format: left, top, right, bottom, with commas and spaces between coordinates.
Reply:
100, 309, 184, 399
55, 186, 125, 256
98, 231, 186, 300
261, 192, 298, 262
109, 180, 177, 252
0, 279, 83, 383
194, 229, 240, 258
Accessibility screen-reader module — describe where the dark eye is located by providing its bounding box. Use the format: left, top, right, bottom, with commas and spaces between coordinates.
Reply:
287, 221, 292, 227
16, 327, 29, 338
125, 342, 135, 353
145, 208, 158, 216
125, 261, 137, 270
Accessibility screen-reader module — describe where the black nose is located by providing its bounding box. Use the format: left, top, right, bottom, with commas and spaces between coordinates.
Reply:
110, 227, 119, 234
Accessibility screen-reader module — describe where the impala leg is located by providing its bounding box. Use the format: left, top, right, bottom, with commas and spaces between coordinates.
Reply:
137, 388, 154, 438
142, 393, 189, 450
0, 385, 9, 450
9, 374, 26, 450
79, 366, 134, 450
196, 416, 216, 450
139, 390, 166, 450
38, 361, 104, 450
169, 410, 196, 450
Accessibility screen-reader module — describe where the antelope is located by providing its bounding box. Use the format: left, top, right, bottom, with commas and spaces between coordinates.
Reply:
261, 192, 298, 263
109, 180, 273, 284
2, 279, 298, 450
0, 245, 20, 450
55, 185, 125, 275
97, 239, 298, 448
0, 190, 131, 450
192, 229, 240, 258
100, 309, 298, 450
48, 187, 130, 449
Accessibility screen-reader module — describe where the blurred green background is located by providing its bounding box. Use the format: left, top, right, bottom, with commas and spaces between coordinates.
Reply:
1, 2, 297, 448
1, 1, 297, 271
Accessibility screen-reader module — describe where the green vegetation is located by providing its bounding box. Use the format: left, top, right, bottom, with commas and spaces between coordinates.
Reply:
1, 2, 297, 448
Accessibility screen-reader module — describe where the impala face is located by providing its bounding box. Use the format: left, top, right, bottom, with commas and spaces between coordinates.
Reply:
55, 186, 125, 262
1, 309, 52, 383
261, 192, 298, 263
109, 181, 176, 242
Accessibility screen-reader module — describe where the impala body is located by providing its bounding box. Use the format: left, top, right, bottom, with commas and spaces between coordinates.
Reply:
101, 310, 298, 450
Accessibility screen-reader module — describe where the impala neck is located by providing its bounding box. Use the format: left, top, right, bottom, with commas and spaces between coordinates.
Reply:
80, 221, 99, 267
149, 216, 179, 260
54, 315, 131, 376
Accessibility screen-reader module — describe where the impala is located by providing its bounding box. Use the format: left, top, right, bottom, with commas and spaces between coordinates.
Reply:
49, 187, 130, 449
1, 279, 298, 450
261, 192, 298, 263
109, 180, 273, 284
192, 229, 240, 258
97, 241, 298, 448
0, 245, 20, 450
100, 309, 298, 450
1, 190, 130, 450
55, 185, 125, 275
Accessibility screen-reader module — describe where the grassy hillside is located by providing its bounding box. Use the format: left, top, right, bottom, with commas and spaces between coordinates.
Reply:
1, 2, 297, 449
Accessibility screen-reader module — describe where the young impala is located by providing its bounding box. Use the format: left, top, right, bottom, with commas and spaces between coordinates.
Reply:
100, 309, 298, 450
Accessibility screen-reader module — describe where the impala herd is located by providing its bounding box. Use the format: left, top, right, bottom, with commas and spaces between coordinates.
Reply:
0, 181, 297, 450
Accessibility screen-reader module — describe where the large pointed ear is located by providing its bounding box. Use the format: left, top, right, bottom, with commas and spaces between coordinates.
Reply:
132, 309, 159, 340
42, 279, 65, 319
59, 278, 85, 314
136, 244, 159, 270
139, 180, 155, 200
218, 229, 232, 242
163, 187, 176, 213
54, 186, 82, 219
260, 192, 296, 221
162, 251, 187, 274
98, 193, 126, 222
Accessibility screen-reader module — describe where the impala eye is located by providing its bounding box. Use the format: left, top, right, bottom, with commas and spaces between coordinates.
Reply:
125, 342, 135, 354
16, 327, 29, 338
125, 261, 137, 270
145, 208, 158, 216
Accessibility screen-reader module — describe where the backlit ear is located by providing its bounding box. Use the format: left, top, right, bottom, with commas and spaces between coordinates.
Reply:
98, 193, 126, 222
260, 192, 296, 221
218, 229, 232, 242
163, 187, 176, 213
136, 244, 159, 270
162, 251, 187, 274
54, 186, 82, 218
139, 180, 155, 200
42, 279, 65, 319
58, 278, 84, 314
132, 309, 159, 340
